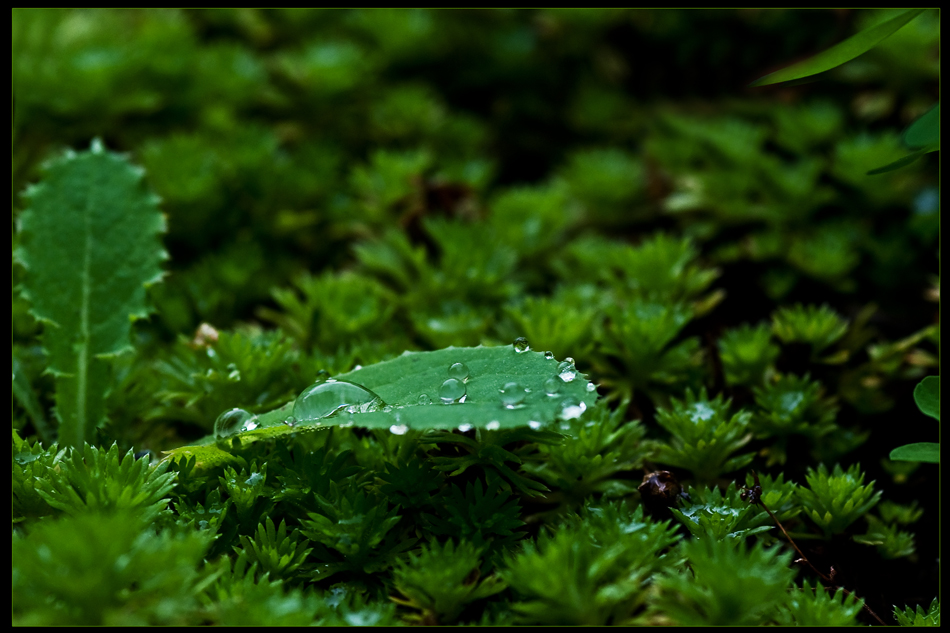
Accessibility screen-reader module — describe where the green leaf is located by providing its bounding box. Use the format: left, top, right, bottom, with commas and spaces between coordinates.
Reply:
15, 139, 167, 448
866, 143, 938, 175
903, 103, 939, 149
889, 442, 939, 464
749, 9, 926, 87
913, 376, 939, 421
163, 345, 597, 466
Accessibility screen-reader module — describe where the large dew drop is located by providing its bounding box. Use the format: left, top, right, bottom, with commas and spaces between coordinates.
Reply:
558, 397, 587, 421
557, 360, 576, 383
292, 379, 386, 422
513, 337, 530, 353
215, 408, 253, 440
448, 362, 470, 382
440, 378, 466, 403
499, 381, 526, 408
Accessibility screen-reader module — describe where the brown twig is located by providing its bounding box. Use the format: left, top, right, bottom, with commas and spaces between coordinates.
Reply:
742, 470, 887, 626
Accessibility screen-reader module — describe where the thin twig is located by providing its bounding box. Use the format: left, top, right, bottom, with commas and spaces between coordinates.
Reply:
744, 470, 888, 626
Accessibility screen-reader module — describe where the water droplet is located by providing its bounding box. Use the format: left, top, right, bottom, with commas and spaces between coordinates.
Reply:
292, 379, 386, 422
242, 416, 259, 432
382, 405, 394, 412
440, 378, 466, 403
390, 424, 409, 435
528, 420, 542, 430
418, 393, 432, 405
354, 364, 363, 371
499, 381, 526, 408
558, 397, 587, 421
513, 337, 530, 353
586, 383, 597, 393
214, 408, 252, 440
283, 416, 297, 427
565, 357, 575, 365
458, 423, 473, 433
557, 360, 576, 383
486, 420, 501, 431
315, 369, 330, 382
543, 351, 554, 360
544, 377, 561, 396
448, 362, 470, 382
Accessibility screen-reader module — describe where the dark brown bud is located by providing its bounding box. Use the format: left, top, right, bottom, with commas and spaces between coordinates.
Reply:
638, 470, 684, 509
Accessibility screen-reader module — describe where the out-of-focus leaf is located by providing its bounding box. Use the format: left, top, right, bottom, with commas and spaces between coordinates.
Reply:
913, 376, 939, 420
867, 143, 939, 175
749, 9, 926, 87
903, 103, 939, 149
889, 442, 938, 463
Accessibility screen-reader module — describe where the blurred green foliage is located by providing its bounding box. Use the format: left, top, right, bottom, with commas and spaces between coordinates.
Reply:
12, 8, 938, 626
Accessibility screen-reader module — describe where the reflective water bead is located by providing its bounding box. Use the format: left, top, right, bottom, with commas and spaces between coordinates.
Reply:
390, 424, 409, 435
513, 337, 530, 353
214, 408, 252, 440
458, 423, 473, 433
440, 378, 466, 403
558, 397, 587, 421
418, 393, 432, 405
557, 360, 576, 383
292, 379, 386, 422
586, 383, 597, 393
544, 377, 561, 396
242, 416, 259, 432
315, 369, 330, 382
448, 362, 470, 381
499, 381, 526, 408
528, 420, 542, 430
543, 351, 554, 360
283, 416, 297, 427
486, 420, 501, 431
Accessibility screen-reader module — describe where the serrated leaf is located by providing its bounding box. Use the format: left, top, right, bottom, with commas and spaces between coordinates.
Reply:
749, 9, 926, 87
15, 139, 167, 448
163, 345, 597, 466
913, 376, 939, 421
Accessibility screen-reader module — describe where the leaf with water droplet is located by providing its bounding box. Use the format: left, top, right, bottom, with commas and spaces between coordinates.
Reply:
161, 345, 598, 467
